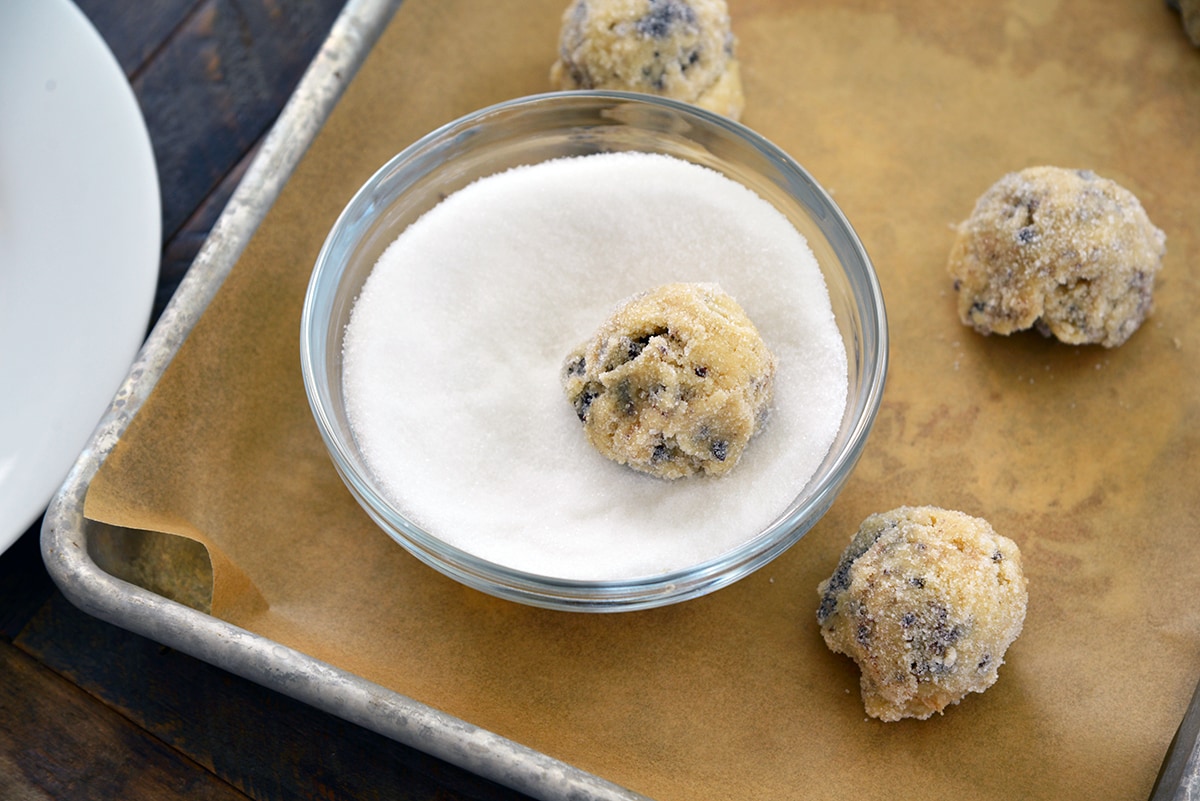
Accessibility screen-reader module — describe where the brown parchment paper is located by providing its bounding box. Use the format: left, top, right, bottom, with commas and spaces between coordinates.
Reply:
85, 0, 1200, 798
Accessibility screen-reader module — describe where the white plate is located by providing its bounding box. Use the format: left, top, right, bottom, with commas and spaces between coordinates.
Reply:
0, 0, 161, 555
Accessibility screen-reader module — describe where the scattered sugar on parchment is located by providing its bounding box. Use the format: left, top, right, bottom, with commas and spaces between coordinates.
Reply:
341, 152, 847, 581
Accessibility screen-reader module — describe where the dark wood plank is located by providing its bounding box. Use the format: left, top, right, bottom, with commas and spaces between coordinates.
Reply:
155, 139, 261, 319
15, 593, 536, 801
0, 524, 56, 641
75, 0, 203, 77
0, 639, 251, 801
133, 0, 347, 241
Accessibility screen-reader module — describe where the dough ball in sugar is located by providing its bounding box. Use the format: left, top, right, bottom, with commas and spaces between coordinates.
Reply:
550, 0, 745, 119
947, 166, 1166, 348
562, 282, 775, 479
816, 506, 1028, 722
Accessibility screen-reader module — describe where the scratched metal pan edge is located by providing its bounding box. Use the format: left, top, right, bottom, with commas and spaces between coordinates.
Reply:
38, 1, 644, 799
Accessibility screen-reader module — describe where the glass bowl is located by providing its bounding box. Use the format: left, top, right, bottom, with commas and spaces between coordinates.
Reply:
300, 91, 887, 612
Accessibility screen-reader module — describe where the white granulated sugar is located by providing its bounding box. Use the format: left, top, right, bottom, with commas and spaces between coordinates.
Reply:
342, 151, 847, 580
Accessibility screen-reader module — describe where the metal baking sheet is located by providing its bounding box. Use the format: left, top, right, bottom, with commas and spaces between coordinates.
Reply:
40, 0, 1199, 799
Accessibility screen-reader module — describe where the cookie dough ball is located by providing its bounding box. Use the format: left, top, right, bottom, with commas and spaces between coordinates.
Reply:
562, 283, 775, 479
816, 506, 1028, 722
550, 0, 745, 120
947, 166, 1166, 348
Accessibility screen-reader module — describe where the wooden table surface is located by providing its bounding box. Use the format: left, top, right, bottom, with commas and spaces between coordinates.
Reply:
0, 2, 534, 798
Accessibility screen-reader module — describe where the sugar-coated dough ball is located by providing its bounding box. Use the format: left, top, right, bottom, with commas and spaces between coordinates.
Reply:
550, 0, 745, 120
817, 506, 1028, 722
562, 283, 775, 479
947, 166, 1166, 348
